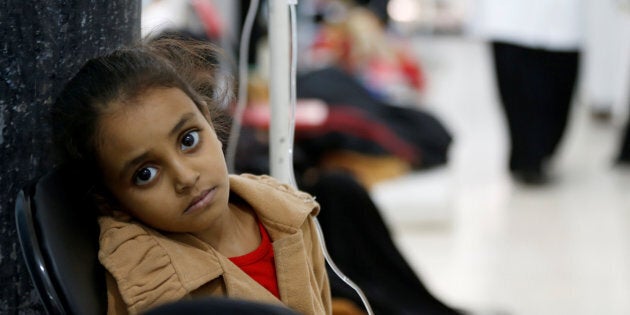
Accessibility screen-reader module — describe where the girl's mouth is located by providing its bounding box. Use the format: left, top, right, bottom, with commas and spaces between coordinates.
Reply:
184, 187, 216, 214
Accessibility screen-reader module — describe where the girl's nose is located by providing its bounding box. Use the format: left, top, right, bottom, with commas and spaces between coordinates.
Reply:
172, 161, 199, 193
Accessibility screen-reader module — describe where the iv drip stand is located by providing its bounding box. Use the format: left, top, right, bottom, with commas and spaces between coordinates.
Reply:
268, 0, 293, 184
265, 2, 375, 314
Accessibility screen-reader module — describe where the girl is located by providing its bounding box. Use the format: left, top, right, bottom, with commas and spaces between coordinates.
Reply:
51, 38, 331, 315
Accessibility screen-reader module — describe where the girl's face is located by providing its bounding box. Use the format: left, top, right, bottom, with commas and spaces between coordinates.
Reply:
96, 87, 230, 233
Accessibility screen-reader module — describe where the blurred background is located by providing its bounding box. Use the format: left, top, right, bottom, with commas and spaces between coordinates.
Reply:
141, 1, 630, 314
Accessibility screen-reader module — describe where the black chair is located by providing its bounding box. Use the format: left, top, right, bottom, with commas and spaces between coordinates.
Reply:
143, 298, 301, 315
15, 165, 106, 315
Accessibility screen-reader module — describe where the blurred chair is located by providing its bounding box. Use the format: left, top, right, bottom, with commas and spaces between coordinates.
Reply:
143, 298, 301, 315
15, 165, 107, 315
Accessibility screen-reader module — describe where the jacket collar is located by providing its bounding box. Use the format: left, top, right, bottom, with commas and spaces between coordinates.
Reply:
228, 174, 319, 230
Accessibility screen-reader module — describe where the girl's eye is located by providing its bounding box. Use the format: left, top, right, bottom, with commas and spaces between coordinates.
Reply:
181, 130, 200, 151
133, 167, 157, 186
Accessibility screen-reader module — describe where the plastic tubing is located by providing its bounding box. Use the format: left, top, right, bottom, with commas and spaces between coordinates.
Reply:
226, 0, 260, 173
287, 3, 374, 315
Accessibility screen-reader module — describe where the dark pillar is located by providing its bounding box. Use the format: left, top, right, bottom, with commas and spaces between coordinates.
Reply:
0, 1, 140, 313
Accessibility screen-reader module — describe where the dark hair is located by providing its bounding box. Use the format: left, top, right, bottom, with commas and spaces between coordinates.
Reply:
52, 38, 234, 175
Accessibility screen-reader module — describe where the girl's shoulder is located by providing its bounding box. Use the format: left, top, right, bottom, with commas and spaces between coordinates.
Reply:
229, 174, 320, 228
230, 173, 314, 202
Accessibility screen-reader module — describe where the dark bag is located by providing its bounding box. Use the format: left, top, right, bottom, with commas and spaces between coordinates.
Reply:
297, 67, 453, 169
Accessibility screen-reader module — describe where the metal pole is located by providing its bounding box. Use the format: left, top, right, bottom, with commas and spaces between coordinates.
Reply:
268, 0, 292, 184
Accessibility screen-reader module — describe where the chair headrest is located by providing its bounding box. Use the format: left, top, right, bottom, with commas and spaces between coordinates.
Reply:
30, 165, 106, 315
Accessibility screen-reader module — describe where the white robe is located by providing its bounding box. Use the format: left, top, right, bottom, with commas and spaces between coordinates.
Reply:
467, 0, 585, 51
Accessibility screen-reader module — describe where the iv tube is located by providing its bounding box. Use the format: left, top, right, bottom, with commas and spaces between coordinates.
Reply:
287, 2, 374, 315
226, 0, 260, 173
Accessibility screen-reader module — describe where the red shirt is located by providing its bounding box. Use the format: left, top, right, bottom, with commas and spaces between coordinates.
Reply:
228, 220, 280, 299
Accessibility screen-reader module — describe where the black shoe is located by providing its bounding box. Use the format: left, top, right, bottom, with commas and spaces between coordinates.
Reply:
511, 169, 550, 186
616, 155, 630, 165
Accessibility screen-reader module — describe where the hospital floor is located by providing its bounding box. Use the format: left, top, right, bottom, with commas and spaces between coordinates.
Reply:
369, 36, 630, 315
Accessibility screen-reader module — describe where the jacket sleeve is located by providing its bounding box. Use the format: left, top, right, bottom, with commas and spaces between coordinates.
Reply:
306, 215, 333, 314
106, 271, 129, 315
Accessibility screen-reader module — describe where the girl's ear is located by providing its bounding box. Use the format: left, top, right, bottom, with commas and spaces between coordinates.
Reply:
92, 183, 135, 221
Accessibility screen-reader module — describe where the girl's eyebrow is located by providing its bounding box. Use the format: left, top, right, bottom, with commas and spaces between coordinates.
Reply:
169, 112, 196, 137
120, 152, 150, 180
119, 112, 196, 180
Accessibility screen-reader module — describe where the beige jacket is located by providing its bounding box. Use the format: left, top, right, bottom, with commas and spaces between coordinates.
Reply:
99, 174, 332, 315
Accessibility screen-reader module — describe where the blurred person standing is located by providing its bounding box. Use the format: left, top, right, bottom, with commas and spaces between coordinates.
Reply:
469, 0, 584, 185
